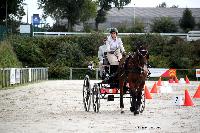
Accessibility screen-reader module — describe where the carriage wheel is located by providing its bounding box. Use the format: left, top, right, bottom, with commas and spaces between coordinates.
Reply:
92, 83, 100, 113
83, 75, 91, 112
139, 89, 145, 113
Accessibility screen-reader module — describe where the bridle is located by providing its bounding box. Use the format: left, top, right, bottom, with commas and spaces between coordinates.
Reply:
137, 48, 148, 66
123, 47, 148, 74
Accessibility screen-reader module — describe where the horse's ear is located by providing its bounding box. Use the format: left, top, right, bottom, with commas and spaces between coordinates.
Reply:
134, 40, 143, 49
147, 53, 149, 59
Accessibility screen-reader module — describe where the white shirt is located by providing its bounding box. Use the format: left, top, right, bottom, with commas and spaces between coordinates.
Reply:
110, 40, 118, 51
105, 35, 125, 53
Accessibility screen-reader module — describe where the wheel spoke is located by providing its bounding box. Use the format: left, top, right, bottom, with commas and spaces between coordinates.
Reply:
83, 75, 91, 112
92, 83, 100, 113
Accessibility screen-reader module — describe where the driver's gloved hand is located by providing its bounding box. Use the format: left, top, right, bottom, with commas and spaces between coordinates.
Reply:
122, 52, 126, 57
148, 64, 151, 68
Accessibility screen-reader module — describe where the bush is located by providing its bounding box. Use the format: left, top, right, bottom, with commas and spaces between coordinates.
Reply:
5, 33, 200, 79
151, 17, 178, 33
0, 41, 22, 67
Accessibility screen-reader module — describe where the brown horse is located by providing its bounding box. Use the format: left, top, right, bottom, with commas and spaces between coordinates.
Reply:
118, 45, 149, 114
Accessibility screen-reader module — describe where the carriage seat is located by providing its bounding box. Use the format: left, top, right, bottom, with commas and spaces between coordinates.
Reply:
101, 52, 120, 86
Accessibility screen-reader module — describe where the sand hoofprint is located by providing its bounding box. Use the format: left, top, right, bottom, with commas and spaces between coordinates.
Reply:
0, 80, 200, 133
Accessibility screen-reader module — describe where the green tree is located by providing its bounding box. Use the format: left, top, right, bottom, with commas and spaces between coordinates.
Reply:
38, 0, 97, 31
130, 18, 144, 33
117, 18, 144, 33
80, 0, 97, 23
156, 2, 167, 8
179, 8, 195, 32
170, 5, 178, 8
80, 0, 97, 31
151, 17, 177, 33
0, 0, 25, 23
95, 0, 131, 30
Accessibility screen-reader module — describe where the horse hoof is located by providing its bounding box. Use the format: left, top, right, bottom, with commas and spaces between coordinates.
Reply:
130, 107, 135, 112
134, 110, 139, 115
121, 108, 125, 114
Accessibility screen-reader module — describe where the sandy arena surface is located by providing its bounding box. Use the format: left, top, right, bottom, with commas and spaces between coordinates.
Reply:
0, 80, 200, 133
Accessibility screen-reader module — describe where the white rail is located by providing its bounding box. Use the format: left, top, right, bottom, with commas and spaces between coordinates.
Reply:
33, 32, 188, 37
0, 67, 48, 89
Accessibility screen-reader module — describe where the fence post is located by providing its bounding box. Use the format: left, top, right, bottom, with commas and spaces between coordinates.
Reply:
6, 69, 9, 87
46, 68, 48, 80
96, 68, 98, 80
70, 68, 72, 80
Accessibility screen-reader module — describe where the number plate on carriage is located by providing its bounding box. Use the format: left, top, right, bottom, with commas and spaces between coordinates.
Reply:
107, 95, 114, 101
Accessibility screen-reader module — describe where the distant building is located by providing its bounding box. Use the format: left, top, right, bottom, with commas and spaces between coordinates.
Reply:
97, 7, 200, 32
59, 7, 200, 32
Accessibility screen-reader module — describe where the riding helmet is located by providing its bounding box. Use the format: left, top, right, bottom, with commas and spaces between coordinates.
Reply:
110, 28, 118, 34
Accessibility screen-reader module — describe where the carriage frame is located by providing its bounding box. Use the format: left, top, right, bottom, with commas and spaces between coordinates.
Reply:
83, 64, 146, 113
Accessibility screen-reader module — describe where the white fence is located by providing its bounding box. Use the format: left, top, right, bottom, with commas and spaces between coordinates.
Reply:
33, 31, 200, 42
0, 67, 48, 89
33, 32, 187, 37
186, 31, 200, 41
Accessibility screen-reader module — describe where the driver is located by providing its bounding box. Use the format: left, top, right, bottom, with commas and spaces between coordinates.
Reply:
106, 28, 126, 66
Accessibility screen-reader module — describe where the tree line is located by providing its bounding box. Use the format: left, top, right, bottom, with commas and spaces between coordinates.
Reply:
1, 1, 199, 33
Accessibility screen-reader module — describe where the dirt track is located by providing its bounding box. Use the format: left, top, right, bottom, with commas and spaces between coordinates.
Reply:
0, 80, 200, 133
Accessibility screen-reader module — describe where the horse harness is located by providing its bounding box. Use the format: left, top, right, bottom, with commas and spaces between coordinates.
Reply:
118, 49, 149, 79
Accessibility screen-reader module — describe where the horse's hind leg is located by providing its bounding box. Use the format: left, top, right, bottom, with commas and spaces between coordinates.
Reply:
120, 90, 124, 113
120, 81, 124, 113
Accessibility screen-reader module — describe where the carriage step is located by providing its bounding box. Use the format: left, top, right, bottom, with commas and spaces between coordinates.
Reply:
107, 95, 114, 101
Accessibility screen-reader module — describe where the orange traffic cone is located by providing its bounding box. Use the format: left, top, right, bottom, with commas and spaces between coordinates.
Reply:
157, 77, 162, 86
183, 89, 194, 106
193, 85, 200, 98
144, 85, 152, 99
174, 76, 179, 83
185, 75, 190, 84
150, 82, 158, 93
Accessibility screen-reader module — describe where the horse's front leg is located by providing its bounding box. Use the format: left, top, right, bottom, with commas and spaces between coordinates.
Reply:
134, 89, 141, 115
119, 80, 124, 114
130, 89, 136, 113
135, 83, 145, 113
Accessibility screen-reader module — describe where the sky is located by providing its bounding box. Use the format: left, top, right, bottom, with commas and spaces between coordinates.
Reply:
22, 0, 200, 26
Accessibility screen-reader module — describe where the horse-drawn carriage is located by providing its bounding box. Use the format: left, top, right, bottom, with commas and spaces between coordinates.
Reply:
83, 45, 149, 114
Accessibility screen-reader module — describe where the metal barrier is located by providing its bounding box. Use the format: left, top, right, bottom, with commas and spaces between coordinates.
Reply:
0, 68, 48, 89
186, 31, 200, 41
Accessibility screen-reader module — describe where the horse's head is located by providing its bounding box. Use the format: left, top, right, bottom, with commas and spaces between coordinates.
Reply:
136, 45, 149, 67
123, 45, 149, 75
